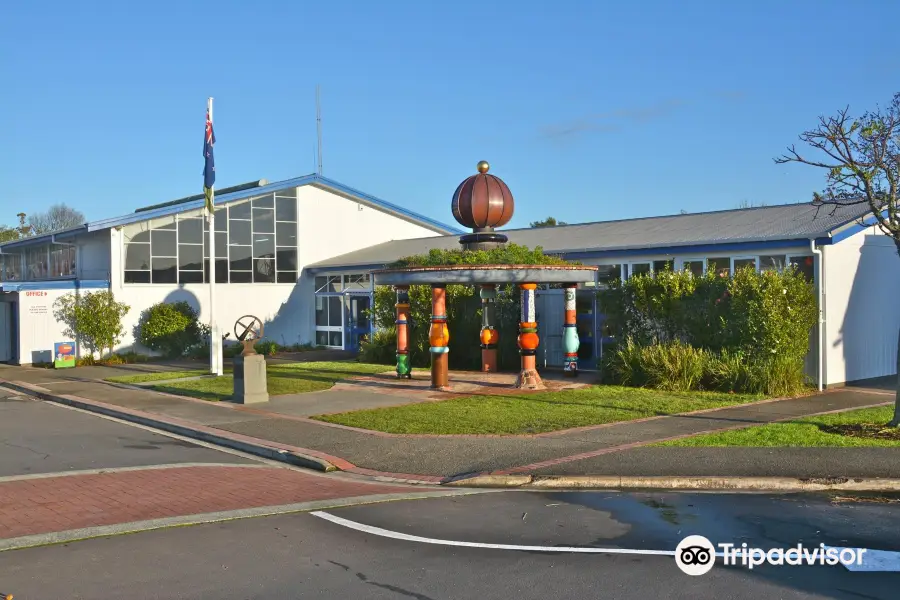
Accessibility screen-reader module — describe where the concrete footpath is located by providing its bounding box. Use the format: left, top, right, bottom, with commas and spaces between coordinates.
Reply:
1, 364, 897, 488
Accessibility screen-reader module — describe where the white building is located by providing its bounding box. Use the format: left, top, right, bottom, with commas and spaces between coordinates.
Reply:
0, 174, 897, 389
0, 175, 460, 364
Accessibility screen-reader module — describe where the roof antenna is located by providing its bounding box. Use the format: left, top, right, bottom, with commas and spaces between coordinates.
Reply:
316, 84, 323, 176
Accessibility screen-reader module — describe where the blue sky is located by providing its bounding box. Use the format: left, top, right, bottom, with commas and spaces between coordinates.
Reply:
2, 0, 899, 230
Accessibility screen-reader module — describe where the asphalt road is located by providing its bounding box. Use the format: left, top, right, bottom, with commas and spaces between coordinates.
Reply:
1, 490, 897, 599
0, 392, 251, 476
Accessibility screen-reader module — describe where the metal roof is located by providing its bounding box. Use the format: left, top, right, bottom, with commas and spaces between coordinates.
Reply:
307, 201, 873, 270
0, 174, 463, 251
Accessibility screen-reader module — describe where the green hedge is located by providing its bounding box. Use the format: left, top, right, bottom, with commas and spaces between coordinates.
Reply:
600, 266, 817, 360
599, 266, 817, 395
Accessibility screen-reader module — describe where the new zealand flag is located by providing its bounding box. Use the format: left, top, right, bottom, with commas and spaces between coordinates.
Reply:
203, 110, 216, 213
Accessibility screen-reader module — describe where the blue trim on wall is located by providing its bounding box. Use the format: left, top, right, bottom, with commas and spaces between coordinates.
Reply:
86, 174, 463, 235
0, 279, 108, 292
559, 238, 819, 260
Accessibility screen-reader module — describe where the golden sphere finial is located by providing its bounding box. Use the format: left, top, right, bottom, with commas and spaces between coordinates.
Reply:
476, 160, 490, 174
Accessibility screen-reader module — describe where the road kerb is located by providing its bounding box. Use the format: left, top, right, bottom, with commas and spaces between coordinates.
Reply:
0, 380, 339, 474
445, 474, 900, 492
0, 489, 484, 553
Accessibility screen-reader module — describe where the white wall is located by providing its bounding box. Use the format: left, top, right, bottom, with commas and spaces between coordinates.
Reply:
17, 288, 74, 364
297, 185, 443, 267
106, 184, 445, 352
823, 226, 900, 385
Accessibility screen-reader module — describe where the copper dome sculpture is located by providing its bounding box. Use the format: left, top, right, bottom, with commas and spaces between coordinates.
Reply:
451, 161, 514, 249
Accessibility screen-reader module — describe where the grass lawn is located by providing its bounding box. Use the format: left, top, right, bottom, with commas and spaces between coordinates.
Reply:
106, 370, 207, 384
654, 406, 900, 447
311, 386, 764, 435
124, 361, 397, 401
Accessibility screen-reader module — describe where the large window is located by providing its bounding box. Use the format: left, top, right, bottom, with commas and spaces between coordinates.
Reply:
1, 244, 77, 281
0, 254, 21, 281
122, 187, 298, 284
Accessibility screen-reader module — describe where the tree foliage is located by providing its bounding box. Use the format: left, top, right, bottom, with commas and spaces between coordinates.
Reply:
28, 203, 86, 234
53, 291, 130, 359
775, 93, 900, 425
529, 216, 568, 228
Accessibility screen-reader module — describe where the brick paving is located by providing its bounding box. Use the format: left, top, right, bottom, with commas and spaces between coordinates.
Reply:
0, 465, 418, 541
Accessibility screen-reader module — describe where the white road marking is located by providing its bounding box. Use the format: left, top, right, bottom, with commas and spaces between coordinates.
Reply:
311, 511, 676, 556
311, 511, 900, 571
827, 547, 900, 572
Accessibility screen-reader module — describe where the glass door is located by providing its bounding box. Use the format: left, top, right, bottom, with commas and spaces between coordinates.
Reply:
345, 294, 371, 351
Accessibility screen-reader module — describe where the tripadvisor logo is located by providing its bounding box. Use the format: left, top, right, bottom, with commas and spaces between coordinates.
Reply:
674, 535, 867, 575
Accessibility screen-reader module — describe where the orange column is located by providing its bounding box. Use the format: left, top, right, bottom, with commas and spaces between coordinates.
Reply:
429, 284, 450, 390
516, 283, 544, 389
395, 286, 411, 378
480, 284, 498, 372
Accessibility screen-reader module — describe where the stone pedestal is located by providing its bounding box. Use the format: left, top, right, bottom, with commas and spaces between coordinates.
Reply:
232, 354, 269, 404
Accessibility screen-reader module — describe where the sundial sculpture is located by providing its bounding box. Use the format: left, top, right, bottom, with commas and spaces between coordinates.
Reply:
234, 315, 264, 355
231, 314, 269, 404
373, 161, 598, 391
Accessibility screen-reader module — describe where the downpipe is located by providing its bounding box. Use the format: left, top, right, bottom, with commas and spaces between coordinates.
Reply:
810, 239, 824, 392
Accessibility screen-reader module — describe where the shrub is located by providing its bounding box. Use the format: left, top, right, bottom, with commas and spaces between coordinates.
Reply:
138, 301, 202, 358
600, 265, 816, 363
54, 291, 130, 359
605, 339, 810, 396
254, 340, 279, 356
359, 328, 398, 365
604, 339, 707, 392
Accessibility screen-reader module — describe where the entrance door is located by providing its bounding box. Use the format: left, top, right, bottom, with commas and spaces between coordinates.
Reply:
0, 302, 11, 362
346, 294, 371, 352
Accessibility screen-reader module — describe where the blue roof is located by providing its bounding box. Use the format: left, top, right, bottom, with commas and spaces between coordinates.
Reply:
0, 174, 462, 251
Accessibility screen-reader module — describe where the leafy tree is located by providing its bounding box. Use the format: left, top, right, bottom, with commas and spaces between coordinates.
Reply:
53, 291, 130, 359
775, 93, 900, 425
529, 216, 568, 228
0, 227, 19, 243
29, 203, 86, 234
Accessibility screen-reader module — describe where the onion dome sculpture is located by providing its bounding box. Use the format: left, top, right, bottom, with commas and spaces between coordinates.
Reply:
451, 161, 515, 249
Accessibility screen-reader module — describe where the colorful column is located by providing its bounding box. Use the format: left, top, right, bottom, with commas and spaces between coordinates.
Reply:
479, 284, 498, 372
563, 284, 579, 376
429, 284, 450, 389
395, 285, 411, 379
516, 283, 544, 389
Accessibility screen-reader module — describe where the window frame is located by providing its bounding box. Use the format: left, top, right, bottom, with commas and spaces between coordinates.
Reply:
122, 187, 299, 285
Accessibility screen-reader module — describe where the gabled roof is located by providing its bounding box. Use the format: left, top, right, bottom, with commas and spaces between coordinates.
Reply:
0, 174, 463, 251
88, 174, 463, 235
306, 201, 874, 271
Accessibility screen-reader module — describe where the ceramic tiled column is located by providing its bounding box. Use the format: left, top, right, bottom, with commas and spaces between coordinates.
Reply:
563, 284, 579, 376
395, 285, 411, 378
516, 283, 544, 389
429, 284, 450, 389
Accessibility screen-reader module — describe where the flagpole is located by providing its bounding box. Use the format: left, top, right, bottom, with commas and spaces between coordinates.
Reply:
207, 97, 222, 376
